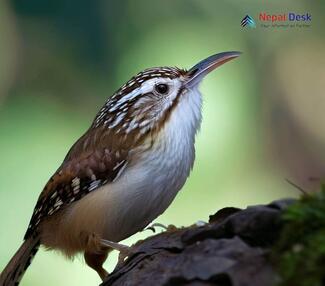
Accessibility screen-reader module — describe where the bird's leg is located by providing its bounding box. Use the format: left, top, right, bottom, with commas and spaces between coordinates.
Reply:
81, 232, 111, 281
100, 239, 131, 264
84, 251, 109, 281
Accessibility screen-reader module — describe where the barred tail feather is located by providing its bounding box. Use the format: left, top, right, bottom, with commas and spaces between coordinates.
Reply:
0, 237, 40, 286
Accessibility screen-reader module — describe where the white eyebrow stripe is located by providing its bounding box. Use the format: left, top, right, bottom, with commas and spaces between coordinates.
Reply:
108, 77, 174, 113
139, 77, 173, 94
110, 87, 141, 111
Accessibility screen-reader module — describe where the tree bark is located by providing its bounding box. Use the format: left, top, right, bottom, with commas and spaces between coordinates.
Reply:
101, 199, 294, 286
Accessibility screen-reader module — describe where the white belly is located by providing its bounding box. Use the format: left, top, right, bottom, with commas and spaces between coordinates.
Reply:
106, 88, 202, 240
104, 134, 196, 241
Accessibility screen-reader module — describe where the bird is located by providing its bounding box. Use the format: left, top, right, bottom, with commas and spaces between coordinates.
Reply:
0, 51, 240, 285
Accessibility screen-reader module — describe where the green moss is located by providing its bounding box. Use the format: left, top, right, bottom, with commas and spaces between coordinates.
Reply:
273, 185, 325, 286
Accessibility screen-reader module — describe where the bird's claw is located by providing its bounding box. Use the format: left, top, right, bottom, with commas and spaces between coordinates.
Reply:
144, 223, 177, 233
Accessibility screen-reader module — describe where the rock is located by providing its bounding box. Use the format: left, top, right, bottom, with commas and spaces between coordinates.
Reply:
102, 199, 295, 286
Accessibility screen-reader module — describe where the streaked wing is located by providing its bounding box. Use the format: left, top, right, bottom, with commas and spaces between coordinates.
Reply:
24, 127, 129, 239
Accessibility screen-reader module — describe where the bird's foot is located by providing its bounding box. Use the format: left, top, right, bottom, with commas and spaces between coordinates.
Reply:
145, 222, 177, 233
100, 239, 131, 264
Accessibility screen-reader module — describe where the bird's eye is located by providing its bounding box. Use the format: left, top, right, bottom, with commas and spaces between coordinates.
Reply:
155, 84, 169, 95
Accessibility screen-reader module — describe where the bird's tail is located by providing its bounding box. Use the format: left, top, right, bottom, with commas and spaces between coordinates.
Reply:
0, 236, 40, 286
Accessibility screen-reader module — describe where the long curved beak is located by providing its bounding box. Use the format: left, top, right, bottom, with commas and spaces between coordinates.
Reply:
185, 51, 241, 87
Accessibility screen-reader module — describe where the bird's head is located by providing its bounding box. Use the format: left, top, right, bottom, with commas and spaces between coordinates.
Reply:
94, 52, 241, 140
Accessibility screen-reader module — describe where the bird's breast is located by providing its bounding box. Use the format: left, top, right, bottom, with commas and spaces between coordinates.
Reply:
103, 88, 203, 240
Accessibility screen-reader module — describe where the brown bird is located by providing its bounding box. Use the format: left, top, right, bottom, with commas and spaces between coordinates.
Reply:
0, 51, 240, 285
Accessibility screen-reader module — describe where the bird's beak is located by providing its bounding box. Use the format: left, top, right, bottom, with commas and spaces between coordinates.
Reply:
185, 51, 241, 88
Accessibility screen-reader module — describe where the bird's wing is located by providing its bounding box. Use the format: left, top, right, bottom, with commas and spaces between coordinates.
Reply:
24, 127, 129, 239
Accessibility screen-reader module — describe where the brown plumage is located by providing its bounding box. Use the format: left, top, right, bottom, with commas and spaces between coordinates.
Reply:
25, 67, 187, 240
0, 52, 240, 285
1, 67, 187, 286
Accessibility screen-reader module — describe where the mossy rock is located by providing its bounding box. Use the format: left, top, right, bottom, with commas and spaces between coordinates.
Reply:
101, 187, 325, 286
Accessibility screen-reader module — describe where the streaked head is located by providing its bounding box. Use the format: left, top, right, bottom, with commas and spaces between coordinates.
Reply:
94, 52, 241, 137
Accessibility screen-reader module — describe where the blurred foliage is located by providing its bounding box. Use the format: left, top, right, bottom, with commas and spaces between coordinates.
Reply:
273, 185, 325, 286
0, 0, 324, 285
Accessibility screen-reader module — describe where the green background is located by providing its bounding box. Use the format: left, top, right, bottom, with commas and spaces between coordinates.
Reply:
0, 0, 324, 285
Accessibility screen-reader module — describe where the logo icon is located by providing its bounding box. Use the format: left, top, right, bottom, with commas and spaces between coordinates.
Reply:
241, 15, 256, 28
